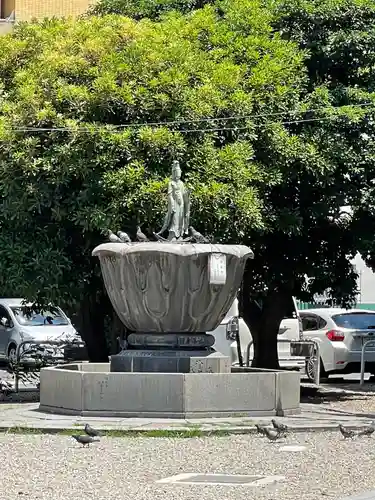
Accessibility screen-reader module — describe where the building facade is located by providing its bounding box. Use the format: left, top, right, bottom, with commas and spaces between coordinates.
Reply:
0, 0, 97, 31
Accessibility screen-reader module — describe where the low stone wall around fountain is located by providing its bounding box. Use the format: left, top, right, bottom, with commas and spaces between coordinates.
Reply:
38, 364, 300, 418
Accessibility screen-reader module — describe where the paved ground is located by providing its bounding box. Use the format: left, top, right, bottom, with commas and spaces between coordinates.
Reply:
2, 372, 375, 432
0, 398, 374, 434
0, 431, 374, 500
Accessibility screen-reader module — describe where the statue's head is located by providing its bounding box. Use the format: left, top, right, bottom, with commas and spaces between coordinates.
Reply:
172, 160, 181, 181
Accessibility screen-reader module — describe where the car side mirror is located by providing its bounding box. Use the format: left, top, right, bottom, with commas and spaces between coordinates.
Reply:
226, 316, 239, 341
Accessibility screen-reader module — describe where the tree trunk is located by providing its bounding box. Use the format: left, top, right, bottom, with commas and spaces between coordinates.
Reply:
77, 292, 109, 362
250, 291, 286, 369
239, 269, 292, 369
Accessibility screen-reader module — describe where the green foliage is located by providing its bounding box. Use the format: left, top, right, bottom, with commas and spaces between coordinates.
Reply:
0, 9, 304, 319
89, 0, 212, 20
250, 0, 375, 306
88, 0, 375, 311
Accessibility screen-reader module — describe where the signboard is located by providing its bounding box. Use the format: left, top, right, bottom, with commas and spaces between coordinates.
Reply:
209, 253, 227, 285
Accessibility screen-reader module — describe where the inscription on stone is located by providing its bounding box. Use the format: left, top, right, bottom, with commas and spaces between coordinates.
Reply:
209, 253, 227, 285
127, 333, 215, 349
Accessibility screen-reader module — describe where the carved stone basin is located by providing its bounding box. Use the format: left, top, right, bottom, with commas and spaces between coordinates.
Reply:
92, 242, 253, 333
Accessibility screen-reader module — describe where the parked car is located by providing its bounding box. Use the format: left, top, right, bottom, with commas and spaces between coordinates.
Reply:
211, 297, 305, 369
0, 298, 83, 363
300, 308, 375, 379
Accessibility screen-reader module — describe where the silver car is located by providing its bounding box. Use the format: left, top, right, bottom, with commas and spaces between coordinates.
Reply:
300, 308, 375, 379
0, 298, 81, 363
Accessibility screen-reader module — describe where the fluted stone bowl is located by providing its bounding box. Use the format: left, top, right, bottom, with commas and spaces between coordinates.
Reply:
92, 242, 253, 333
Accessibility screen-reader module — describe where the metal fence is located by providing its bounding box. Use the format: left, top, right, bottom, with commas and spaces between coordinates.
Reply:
6, 339, 87, 394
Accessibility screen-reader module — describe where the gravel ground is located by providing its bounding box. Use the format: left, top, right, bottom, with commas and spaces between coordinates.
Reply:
0, 431, 374, 500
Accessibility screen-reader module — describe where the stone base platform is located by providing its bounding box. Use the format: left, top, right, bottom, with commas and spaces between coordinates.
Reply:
110, 350, 231, 373
39, 363, 300, 418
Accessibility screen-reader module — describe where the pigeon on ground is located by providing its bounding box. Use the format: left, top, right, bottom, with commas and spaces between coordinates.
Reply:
84, 423, 101, 438
271, 419, 288, 433
71, 434, 99, 447
358, 424, 375, 437
188, 226, 210, 243
338, 424, 356, 439
108, 230, 122, 243
136, 226, 149, 242
255, 424, 268, 436
117, 231, 131, 243
264, 427, 283, 442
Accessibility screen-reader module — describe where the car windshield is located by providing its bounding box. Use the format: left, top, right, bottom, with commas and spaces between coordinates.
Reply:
332, 312, 375, 330
10, 307, 69, 326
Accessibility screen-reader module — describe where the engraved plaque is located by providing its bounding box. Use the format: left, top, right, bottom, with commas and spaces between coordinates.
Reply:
209, 254, 227, 285
127, 333, 214, 349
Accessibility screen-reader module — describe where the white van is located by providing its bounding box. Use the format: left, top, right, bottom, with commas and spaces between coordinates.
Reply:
211, 297, 305, 368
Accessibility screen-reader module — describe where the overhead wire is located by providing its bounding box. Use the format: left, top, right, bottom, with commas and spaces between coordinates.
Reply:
2, 101, 374, 134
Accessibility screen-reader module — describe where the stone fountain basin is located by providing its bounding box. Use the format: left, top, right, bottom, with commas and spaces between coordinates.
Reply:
92, 242, 253, 333
38, 363, 300, 418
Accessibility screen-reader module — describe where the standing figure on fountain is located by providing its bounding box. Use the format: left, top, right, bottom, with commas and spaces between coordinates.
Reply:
157, 160, 190, 241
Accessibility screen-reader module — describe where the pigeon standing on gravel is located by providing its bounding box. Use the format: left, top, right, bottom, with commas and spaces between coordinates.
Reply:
117, 231, 131, 243
71, 435, 99, 447
108, 230, 122, 243
136, 226, 149, 242
264, 427, 283, 442
84, 423, 101, 438
358, 424, 375, 437
271, 419, 288, 434
339, 424, 356, 439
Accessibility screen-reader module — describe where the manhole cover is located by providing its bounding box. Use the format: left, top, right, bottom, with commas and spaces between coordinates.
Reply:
156, 473, 285, 486
279, 445, 307, 452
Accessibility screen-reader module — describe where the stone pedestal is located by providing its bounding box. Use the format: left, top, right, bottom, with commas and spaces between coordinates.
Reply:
39, 363, 301, 418
111, 350, 231, 373
110, 332, 231, 374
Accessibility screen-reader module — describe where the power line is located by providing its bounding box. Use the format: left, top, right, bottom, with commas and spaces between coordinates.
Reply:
178, 116, 339, 133
108, 102, 374, 129
3, 102, 373, 134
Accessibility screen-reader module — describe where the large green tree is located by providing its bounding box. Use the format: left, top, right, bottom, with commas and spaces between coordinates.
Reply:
92, 0, 375, 368
237, 0, 375, 367
0, 4, 305, 361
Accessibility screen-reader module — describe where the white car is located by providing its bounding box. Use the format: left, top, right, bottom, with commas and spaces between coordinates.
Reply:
0, 298, 83, 363
211, 298, 304, 368
300, 308, 375, 379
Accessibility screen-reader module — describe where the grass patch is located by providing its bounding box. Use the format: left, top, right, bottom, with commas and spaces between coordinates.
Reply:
0, 426, 248, 438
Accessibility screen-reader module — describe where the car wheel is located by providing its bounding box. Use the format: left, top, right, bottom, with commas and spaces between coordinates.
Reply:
7, 345, 17, 364
305, 357, 328, 383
